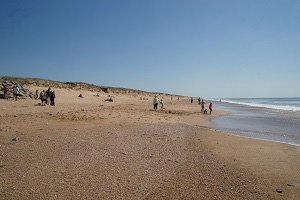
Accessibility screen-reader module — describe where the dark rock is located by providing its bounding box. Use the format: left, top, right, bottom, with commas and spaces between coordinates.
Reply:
12, 137, 19, 141
276, 188, 283, 193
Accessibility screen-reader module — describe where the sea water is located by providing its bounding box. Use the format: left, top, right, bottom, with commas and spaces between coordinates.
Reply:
212, 97, 300, 146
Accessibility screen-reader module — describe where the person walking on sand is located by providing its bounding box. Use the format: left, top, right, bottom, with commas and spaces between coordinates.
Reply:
198, 97, 201, 104
209, 102, 213, 115
153, 95, 159, 110
13, 85, 20, 101
191, 97, 193, 104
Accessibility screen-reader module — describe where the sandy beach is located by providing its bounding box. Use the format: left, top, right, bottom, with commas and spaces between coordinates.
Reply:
0, 85, 299, 200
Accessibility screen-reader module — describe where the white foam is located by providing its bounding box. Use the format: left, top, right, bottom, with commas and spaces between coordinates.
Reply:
221, 100, 300, 112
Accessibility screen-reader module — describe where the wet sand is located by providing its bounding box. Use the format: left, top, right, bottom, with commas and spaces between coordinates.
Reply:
0, 87, 299, 199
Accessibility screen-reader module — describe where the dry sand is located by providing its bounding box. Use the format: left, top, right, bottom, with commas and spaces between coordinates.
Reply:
0, 86, 299, 200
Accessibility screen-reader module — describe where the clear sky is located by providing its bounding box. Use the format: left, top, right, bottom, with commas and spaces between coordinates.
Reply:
0, 0, 299, 98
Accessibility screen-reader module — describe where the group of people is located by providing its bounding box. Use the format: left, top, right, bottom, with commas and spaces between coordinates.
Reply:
153, 95, 213, 114
198, 98, 213, 115
38, 88, 56, 106
153, 95, 164, 110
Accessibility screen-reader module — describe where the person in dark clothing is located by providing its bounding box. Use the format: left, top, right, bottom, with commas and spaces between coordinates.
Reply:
49, 89, 55, 106
191, 97, 193, 104
46, 88, 51, 105
209, 102, 213, 115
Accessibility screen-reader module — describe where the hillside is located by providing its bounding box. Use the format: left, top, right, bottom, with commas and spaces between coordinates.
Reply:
0, 76, 182, 98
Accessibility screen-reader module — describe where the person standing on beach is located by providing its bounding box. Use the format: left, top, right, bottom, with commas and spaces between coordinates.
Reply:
198, 97, 201, 104
201, 99, 205, 112
13, 85, 20, 101
209, 102, 213, 115
49, 89, 55, 106
40, 90, 46, 106
191, 97, 193, 104
153, 95, 159, 110
46, 88, 51, 105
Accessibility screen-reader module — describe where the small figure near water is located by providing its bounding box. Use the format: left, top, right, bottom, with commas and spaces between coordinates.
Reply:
209, 102, 213, 115
153, 95, 159, 110
201, 99, 205, 113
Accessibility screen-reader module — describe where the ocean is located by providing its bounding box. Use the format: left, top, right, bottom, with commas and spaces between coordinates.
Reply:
212, 97, 300, 146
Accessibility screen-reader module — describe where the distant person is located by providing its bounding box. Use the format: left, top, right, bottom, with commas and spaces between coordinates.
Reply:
177, 96, 179, 101
153, 95, 159, 110
40, 90, 46, 106
198, 97, 201, 104
160, 98, 164, 110
13, 85, 20, 101
209, 102, 213, 115
201, 99, 205, 113
191, 97, 193, 104
46, 88, 51, 105
49, 89, 56, 106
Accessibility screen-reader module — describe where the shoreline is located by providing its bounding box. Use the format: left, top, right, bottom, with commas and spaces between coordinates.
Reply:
211, 101, 300, 147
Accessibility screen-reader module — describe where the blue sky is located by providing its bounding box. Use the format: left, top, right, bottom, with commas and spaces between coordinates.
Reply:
0, 0, 299, 98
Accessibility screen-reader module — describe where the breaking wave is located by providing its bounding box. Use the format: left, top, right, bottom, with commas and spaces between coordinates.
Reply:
221, 100, 300, 112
